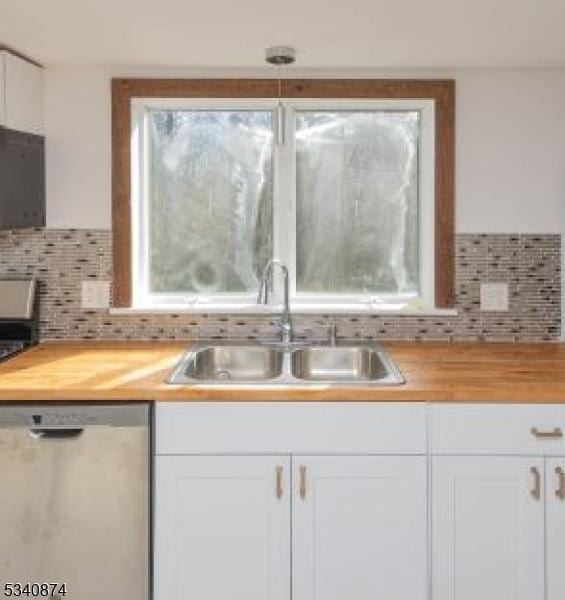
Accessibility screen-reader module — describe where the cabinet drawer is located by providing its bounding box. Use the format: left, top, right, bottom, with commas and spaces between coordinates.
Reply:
155, 402, 427, 455
431, 404, 565, 455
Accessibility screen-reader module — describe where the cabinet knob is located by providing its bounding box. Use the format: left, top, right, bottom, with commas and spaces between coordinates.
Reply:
275, 466, 283, 500
299, 466, 307, 500
530, 427, 563, 440
530, 466, 541, 501
556, 467, 565, 501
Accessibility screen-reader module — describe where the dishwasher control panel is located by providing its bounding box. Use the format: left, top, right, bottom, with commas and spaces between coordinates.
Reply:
0, 404, 149, 428
29, 412, 97, 427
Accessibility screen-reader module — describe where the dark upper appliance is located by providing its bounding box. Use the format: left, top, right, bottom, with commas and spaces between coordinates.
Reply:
0, 126, 45, 229
0, 279, 38, 360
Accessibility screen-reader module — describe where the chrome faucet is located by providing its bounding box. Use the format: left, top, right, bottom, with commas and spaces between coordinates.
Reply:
257, 260, 293, 343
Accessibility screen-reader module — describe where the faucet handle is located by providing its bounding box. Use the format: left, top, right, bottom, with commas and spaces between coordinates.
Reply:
328, 322, 338, 345
257, 279, 266, 304
257, 262, 276, 304
276, 321, 292, 344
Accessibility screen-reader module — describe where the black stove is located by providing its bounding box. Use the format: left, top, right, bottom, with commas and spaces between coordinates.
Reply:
0, 279, 38, 362
0, 341, 27, 362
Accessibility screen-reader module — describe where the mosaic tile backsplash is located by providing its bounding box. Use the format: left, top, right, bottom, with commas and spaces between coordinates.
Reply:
0, 229, 561, 341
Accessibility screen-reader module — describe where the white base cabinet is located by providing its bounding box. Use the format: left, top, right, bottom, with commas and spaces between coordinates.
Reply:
432, 456, 545, 600
292, 456, 428, 600
154, 403, 428, 600
154, 455, 291, 600
431, 405, 565, 600
154, 403, 565, 600
154, 454, 428, 600
547, 457, 565, 600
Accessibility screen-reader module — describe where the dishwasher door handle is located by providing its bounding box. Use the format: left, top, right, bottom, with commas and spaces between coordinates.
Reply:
29, 428, 85, 440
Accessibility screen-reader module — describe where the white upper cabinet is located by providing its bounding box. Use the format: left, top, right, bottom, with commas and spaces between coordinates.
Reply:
0, 51, 43, 135
432, 456, 545, 600
292, 455, 428, 600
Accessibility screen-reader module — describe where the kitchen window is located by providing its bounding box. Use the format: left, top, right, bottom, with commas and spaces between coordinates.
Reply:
112, 79, 455, 312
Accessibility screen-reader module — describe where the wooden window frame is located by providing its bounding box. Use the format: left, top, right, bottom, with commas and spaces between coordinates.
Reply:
112, 78, 455, 308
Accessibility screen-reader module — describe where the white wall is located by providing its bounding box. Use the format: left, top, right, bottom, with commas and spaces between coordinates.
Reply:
455, 71, 565, 233
44, 67, 565, 233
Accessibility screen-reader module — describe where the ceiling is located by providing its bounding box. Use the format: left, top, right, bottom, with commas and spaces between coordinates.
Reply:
1, 0, 565, 69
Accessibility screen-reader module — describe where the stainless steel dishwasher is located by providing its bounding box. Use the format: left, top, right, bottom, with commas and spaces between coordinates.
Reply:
0, 404, 150, 600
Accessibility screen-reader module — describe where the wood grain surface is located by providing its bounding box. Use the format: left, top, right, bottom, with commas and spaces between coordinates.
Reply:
0, 341, 564, 402
112, 78, 455, 308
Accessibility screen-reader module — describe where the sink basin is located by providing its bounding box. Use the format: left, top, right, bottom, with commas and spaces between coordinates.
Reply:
168, 341, 404, 385
291, 346, 404, 384
167, 344, 284, 383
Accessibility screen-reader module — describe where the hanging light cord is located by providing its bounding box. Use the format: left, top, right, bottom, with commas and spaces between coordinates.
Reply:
277, 65, 284, 145
264, 46, 296, 145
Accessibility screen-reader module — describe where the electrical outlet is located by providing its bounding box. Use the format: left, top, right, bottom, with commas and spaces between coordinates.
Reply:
81, 280, 111, 309
480, 282, 509, 312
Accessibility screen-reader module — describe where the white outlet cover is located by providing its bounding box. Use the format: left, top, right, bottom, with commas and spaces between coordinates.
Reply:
81, 280, 111, 309
480, 282, 509, 312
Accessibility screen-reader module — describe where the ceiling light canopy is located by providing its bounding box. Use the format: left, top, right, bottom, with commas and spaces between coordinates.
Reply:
265, 46, 296, 66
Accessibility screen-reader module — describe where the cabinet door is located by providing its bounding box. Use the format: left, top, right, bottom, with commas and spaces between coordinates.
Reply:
546, 457, 565, 600
292, 456, 428, 600
3, 52, 43, 135
432, 456, 545, 600
154, 455, 291, 600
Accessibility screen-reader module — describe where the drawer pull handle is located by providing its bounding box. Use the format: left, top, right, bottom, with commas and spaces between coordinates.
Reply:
275, 466, 283, 500
530, 466, 541, 501
556, 467, 565, 501
530, 427, 563, 440
299, 465, 307, 500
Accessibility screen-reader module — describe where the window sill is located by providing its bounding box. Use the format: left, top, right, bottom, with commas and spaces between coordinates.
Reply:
109, 304, 458, 317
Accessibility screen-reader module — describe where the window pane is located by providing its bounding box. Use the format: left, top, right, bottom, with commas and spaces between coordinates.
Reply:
148, 109, 273, 294
295, 111, 420, 296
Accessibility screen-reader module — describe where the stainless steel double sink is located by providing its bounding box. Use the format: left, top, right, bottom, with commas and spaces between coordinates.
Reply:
167, 341, 404, 385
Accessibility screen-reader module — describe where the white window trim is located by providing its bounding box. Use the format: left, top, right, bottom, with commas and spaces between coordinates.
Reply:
110, 305, 458, 316
130, 97, 436, 314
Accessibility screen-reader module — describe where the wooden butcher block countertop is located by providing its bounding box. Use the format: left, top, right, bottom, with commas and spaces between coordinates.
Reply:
0, 341, 565, 402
